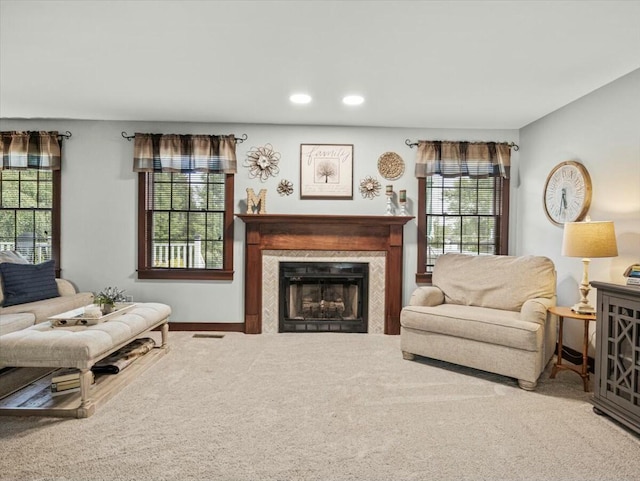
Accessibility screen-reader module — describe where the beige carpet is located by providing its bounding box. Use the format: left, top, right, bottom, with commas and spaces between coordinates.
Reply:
1, 331, 639, 481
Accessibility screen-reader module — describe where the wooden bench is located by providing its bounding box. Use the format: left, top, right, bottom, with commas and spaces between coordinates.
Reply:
0, 303, 170, 418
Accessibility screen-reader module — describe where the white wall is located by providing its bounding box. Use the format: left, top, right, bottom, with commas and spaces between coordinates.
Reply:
0, 119, 517, 324
517, 68, 640, 355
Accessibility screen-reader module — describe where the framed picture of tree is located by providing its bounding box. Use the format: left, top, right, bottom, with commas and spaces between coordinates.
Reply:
299, 144, 353, 199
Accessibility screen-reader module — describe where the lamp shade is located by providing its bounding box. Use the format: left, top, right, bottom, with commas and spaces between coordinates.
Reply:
562, 221, 618, 258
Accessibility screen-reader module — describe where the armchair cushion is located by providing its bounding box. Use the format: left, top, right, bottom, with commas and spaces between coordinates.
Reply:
432, 253, 556, 311
401, 304, 542, 352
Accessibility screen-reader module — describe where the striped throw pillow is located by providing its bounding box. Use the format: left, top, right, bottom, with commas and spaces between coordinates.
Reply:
0, 260, 59, 307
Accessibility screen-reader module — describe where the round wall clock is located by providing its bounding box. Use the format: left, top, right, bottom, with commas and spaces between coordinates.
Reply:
543, 160, 592, 226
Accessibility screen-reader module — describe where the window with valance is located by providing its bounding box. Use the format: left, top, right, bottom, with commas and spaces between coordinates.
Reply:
0, 131, 62, 271
134, 133, 237, 280
414, 141, 512, 283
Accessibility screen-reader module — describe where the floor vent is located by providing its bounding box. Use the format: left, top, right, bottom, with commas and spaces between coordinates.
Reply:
192, 333, 225, 339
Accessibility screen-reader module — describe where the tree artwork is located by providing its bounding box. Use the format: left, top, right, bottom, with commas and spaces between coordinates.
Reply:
300, 144, 353, 199
316, 161, 337, 183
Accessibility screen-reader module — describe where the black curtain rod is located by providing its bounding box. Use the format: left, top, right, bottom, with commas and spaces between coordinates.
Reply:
0, 131, 71, 140
405, 139, 519, 151
121, 131, 248, 143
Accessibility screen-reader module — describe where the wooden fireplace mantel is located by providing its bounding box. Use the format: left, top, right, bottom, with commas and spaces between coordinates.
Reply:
237, 214, 413, 335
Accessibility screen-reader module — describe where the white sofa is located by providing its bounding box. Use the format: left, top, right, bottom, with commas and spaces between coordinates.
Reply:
0, 278, 94, 336
400, 253, 557, 390
0, 251, 93, 336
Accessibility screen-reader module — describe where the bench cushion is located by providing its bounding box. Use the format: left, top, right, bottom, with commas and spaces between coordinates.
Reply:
0, 312, 36, 336
0, 303, 170, 369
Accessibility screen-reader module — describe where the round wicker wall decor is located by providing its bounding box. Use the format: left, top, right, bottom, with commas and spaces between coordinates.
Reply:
377, 152, 405, 180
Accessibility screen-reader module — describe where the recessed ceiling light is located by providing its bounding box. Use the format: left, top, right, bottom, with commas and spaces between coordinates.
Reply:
342, 95, 364, 106
289, 93, 312, 104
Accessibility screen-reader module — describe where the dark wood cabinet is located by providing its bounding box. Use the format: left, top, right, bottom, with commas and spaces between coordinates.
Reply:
591, 281, 640, 435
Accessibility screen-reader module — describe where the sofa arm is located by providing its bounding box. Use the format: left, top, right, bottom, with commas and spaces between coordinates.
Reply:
521, 297, 556, 325
408, 286, 445, 307
55, 278, 79, 297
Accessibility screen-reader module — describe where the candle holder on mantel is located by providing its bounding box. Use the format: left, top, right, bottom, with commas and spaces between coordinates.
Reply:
385, 185, 395, 216
398, 190, 408, 216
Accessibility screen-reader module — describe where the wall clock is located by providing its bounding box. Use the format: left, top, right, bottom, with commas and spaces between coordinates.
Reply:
543, 160, 592, 226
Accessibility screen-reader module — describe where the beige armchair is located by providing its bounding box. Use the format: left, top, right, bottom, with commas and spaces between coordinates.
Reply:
400, 253, 557, 390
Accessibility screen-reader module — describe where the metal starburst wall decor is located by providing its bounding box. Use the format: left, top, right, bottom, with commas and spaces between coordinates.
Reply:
277, 179, 294, 196
244, 144, 281, 181
359, 176, 382, 199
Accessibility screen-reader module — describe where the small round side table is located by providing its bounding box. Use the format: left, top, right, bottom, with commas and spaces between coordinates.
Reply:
548, 306, 597, 392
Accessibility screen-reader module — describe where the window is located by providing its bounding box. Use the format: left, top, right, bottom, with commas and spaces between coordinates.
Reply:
133, 132, 238, 281
137, 172, 234, 280
0, 168, 60, 270
413, 140, 513, 284
0, 131, 64, 273
416, 174, 509, 282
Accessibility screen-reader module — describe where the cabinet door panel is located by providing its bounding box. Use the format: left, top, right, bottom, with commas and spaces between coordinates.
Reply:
598, 294, 640, 413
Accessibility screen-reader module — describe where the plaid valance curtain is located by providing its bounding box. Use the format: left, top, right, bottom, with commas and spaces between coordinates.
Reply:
415, 141, 511, 179
0, 131, 61, 170
133, 133, 237, 174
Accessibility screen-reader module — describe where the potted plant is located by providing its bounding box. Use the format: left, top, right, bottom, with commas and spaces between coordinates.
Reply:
94, 286, 127, 314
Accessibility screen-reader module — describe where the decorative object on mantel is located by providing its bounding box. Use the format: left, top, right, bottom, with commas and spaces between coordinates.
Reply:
94, 286, 127, 315
385, 185, 395, 216
276, 179, 294, 196
377, 152, 405, 180
359, 176, 381, 199
398, 189, 408, 216
246, 188, 267, 214
244, 144, 281, 181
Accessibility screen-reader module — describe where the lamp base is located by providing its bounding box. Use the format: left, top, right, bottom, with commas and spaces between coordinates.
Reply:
571, 302, 596, 315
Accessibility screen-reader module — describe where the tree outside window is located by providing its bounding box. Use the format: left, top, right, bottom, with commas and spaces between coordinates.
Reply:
0, 169, 58, 267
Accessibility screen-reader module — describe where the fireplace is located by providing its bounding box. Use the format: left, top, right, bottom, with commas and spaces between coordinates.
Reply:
237, 214, 412, 334
279, 262, 369, 333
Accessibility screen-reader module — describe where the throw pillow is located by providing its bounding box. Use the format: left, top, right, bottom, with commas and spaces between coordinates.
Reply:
0, 249, 31, 303
0, 250, 29, 265
0, 259, 59, 307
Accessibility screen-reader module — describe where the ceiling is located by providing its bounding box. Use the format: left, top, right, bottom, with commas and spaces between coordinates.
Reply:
1, 0, 639, 130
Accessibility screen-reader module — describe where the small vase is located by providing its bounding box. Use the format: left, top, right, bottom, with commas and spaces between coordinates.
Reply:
101, 304, 114, 315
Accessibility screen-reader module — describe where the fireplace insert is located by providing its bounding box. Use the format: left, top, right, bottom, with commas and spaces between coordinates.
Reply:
279, 262, 369, 333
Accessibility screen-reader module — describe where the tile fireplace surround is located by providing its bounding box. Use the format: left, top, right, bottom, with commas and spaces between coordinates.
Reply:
237, 214, 413, 335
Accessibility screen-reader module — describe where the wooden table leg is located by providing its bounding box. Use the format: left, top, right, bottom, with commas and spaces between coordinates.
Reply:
77, 368, 95, 418
161, 322, 169, 349
550, 315, 564, 378
581, 319, 590, 392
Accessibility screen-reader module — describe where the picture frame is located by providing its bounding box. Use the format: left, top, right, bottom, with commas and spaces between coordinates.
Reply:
300, 144, 353, 199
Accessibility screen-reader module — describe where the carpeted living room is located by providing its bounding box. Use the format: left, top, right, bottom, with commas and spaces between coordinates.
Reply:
1, 1, 639, 481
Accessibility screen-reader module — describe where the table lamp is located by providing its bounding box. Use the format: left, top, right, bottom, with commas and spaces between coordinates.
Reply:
562, 219, 618, 314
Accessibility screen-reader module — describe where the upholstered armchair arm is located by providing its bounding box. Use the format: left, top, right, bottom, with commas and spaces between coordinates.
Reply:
408, 286, 445, 307
55, 278, 79, 297
521, 297, 556, 325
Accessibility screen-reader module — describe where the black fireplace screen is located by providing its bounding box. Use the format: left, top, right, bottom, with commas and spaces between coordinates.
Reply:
279, 262, 368, 333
